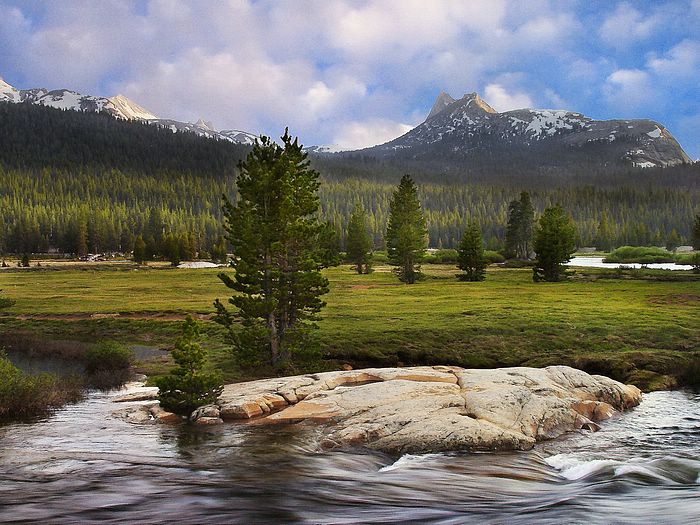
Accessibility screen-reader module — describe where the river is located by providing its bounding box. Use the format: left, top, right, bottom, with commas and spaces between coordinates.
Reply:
567, 256, 694, 271
0, 383, 698, 524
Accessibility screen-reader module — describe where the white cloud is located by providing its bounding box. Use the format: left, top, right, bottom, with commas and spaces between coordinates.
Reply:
603, 69, 654, 113
332, 119, 414, 150
599, 3, 658, 48
647, 39, 700, 79
484, 84, 533, 111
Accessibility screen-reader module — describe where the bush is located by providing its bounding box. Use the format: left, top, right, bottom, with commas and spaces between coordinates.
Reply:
424, 249, 459, 264
483, 250, 506, 264
0, 351, 83, 421
604, 246, 675, 264
84, 341, 133, 375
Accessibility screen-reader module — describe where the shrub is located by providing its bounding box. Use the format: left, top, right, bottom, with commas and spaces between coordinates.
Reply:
0, 351, 83, 421
604, 246, 675, 264
84, 341, 133, 375
483, 250, 506, 264
424, 249, 459, 264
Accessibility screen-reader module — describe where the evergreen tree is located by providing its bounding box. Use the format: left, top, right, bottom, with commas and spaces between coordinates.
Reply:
505, 191, 534, 259
533, 205, 577, 282
133, 235, 146, 264
165, 234, 181, 266
346, 205, 373, 274
317, 221, 342, 268
386, 175, 427, 284
594, 211, 614, 252
214, 130, 330, 367
665, 229, 681, 252
210, 237, 228, 263
692, 213, 700, 250
457, 222, 486, 281
155, 316, 223, 417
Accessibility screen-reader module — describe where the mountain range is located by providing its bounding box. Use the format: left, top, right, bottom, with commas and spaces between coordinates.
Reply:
0, 77, 257, 145
352, 92, 691, 169
0, 77, 692, 170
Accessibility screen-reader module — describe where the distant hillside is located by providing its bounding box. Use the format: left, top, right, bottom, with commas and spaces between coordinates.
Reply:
0, 100, 697, 256
0, 102, 250, 176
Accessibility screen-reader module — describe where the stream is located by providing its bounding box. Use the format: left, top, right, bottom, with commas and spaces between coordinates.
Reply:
0, 383, 698, 523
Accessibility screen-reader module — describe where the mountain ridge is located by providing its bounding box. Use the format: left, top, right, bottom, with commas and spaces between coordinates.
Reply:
0, 77, 258, 145
353, 91, 691, 169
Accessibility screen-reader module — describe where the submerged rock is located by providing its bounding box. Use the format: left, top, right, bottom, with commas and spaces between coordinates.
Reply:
214, 366, 641, 454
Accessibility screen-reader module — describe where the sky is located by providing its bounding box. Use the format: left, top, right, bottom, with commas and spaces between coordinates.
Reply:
1, 0, 699, 157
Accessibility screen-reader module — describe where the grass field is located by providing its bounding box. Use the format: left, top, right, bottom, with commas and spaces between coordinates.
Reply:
1, 263, 698, 390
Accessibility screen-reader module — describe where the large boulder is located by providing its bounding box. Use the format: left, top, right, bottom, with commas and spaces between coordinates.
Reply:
211, 365, 642, 454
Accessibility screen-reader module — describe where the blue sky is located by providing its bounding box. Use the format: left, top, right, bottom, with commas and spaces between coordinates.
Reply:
1, 0, 699, 157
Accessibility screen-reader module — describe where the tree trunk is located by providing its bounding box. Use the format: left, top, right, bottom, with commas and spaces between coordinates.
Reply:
268, 310, 280, 365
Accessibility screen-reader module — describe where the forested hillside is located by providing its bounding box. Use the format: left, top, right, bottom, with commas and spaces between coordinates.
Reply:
0, 102, 698, 255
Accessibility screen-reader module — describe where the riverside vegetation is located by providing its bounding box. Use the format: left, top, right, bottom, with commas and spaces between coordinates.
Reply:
1, 262, 698, 392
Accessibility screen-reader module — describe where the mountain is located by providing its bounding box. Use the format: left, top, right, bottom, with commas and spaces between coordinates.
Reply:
353, 91, 691, 170
0, 77, 258, 145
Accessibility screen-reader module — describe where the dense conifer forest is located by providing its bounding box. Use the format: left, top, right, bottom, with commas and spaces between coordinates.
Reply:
0, 102, 698, 256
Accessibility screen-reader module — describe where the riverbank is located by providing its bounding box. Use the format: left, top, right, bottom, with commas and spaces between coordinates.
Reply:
1, 263, 698, 391
1, 380, 697, 523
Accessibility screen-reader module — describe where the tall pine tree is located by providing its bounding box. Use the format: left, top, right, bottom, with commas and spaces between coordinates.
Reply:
505, 191, 534, 259
346, 205, 373, 274
214, 130, 329, 367
457, 222, 486, 281
692, 213, 700, 250
532, 205, 577, 282
386, 175, 427, 284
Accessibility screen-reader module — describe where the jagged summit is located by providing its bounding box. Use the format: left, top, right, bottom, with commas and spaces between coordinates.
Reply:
426, 91, 456, 120
108, 94, 158, 120
460, 92, 497, 114
426, 91, 497, 121
194, 118, 215, 131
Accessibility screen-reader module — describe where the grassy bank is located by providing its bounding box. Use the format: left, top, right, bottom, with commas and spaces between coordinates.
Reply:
1, 263, 698, 391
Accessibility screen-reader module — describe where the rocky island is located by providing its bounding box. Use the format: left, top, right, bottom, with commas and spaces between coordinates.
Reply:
117, 365, 642, 454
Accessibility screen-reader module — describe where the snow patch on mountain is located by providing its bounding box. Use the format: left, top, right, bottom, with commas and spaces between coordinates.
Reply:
646, 127, 662, 138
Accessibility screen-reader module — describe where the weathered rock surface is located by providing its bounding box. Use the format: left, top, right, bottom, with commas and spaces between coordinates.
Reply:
210, 366, 641, 454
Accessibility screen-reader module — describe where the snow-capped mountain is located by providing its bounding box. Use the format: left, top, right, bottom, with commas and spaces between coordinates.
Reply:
359, 91, 690, 169
0, 77, 259, 145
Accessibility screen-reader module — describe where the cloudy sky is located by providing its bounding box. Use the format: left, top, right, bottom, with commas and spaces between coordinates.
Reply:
1, 0, 699, 157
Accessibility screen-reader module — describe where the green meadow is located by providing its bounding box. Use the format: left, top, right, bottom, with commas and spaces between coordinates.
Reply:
1, 263, 698, 390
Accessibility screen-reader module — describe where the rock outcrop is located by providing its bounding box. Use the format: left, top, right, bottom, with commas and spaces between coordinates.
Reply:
195, 366, 641, 454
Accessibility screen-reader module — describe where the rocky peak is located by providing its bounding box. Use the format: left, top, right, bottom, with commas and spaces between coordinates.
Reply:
194, 118, 215, 131
108, 94, 158, 120
426, 91, 456, 120
459, 92, 497, 114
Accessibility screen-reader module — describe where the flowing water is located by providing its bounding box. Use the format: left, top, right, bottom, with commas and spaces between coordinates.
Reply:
567, 256, 694, 271
0, 386, 698, 524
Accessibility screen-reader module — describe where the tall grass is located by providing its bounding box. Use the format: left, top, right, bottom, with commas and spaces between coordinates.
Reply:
0, 351, 83, 422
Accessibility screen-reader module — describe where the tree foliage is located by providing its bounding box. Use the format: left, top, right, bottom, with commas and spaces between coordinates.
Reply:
1, 102, 698, 257
457, 222, 486, 281
155, 316, 223, 416
346, 205, 373, 274
692, 213, 700, 250
214, 131, 330, 368
386, 175, 428, 283
533, 205, 577, 282
505, 191, 535, 259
